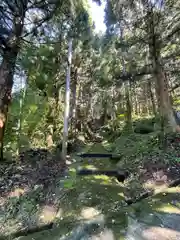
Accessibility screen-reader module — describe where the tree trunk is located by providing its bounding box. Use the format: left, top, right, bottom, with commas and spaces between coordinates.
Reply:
0, 4, 26, 160
62, 38, 73, 160
125, 82, 132, 132
119, 23, 132, 130
75, 84, 82, 133
85, 82, 93, 119
70, 67, 78, 136
46, 99, 54, 148
0, 51, 18, 160
142, 83, 148, 115
148, 80, 156, 116
133, 83, 138, 115
147, 8, 179, 133
154, 65, 178, 131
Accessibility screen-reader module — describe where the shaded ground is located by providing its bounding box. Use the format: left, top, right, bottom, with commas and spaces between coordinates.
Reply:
0, 142, 179, 239
107, 132, 180, 199
139, 134, 180, 187
140, 161, 180, 185
0, 149, 66, 200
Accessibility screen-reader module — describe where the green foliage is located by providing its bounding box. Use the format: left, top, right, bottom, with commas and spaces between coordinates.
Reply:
63, 169, 77, 189
3, 0, 97, 155
5, 86, 64, 153
114, 133, 156, 156
3, 0, 180, 164
2, 1, 180, 236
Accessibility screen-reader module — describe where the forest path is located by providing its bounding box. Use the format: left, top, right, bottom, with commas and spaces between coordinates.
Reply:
0, 143, 179, 239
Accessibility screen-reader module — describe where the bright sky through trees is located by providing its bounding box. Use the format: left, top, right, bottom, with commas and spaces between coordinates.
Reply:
12, 0, 106, 93
88, 0, 106, 33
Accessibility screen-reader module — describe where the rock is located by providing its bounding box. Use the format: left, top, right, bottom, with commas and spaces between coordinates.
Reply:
126, 213, 180, 240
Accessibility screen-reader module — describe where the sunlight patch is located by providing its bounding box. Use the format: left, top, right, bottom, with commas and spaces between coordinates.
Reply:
118, 192, 125, 198
83, 164, 98, 170
93, 175, 109, 180
100, 180, 113, 185
127, 216, 180, 239
80, 207, 102, 220
8, 187, 29, 198
39, 205, 59, 223
69, 167, 76, 173
142, 226, 180, 239
163, 187, 180, 193
154, 205, 180, 214
144, 181, 168, 191
92, 228, 115, 240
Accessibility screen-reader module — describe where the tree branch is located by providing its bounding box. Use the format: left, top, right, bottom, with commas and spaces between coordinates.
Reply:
27, 0, 57, 10
164, 24, 180, 42
22, 0, 61, 38
126, 177, 180, 205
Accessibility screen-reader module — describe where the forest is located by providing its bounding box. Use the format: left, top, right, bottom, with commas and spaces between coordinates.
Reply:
0, 0, 180, 239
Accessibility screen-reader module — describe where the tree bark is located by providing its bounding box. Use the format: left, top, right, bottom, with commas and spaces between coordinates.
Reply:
0, 51, 18, 160
62, 38, 73, 160
154, 65, 178, 131
142, 83, 148, 114
70, 67, 78, 136
147, 8, 179, 132
125, 82, 132, 131
0, 1, 27, 160
148, 80, 156, 116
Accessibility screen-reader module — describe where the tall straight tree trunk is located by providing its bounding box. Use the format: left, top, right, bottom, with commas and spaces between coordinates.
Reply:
62, 38, 73, 160
148, 80, 156, 116
142, 83, 148, 114
134, 94, 138, 115
133, 82, 138, 115
119, 24, 132, 132
70, 67, 78, 136
86, 85, 92, 117
125, 82, 132, 131
147, 8, 179, 133
153, 63, 177, 131
46, 98, 54, 148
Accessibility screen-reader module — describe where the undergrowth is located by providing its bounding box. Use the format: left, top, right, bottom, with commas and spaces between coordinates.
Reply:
101, 115, 180, 167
